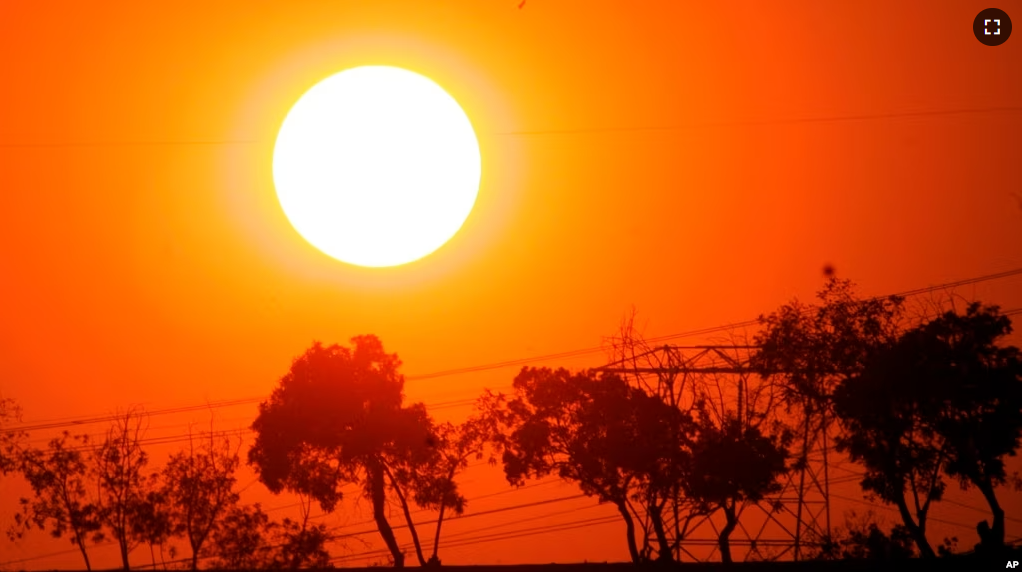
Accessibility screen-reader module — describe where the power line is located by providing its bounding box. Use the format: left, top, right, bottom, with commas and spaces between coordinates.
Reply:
439, 501, 608, 543
405, 267, 1022, 381
0, 487, 977, 569
0, 542, 117, 567
22, 401, 476, 452
495, 106, 1022, 136
288, 475, 565, 523
0, 456, 990, 567
140, 512, 620, 570
329, 514, 625, 565
319, 453, 1017, 561
827, 492, 977, 532
9, 397, 265, 433
0, 455, 584, 566
328, 494, 589, 541
0, 477, 565, 568
827, 461, 1022, 526
893, 268, 1022, 299
335, 498, 977, 567
11, 395, 481, 437
322, 474, 973, 565
8, 267, 1022, 438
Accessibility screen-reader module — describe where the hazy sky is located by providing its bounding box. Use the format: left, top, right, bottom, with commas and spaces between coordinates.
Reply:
1, 1, 1020, 568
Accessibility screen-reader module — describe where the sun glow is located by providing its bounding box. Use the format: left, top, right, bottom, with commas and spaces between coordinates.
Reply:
272, 66, 481, 267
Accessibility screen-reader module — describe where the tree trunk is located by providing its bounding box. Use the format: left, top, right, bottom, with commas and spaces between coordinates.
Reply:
383, 466, 427, 566
976, 477, 1006, 548
718, 502, 738, 564
430, 502, 446, 565
430, 465, 459, 565
188, 528, 201, 572
73, 528, 92, 571
670, 484, 683, 561
894, 496, 935, 558
614, 500, 641, 563
369, 463, 405, 567
649, 502, 673, 562
118, 530, 131, 571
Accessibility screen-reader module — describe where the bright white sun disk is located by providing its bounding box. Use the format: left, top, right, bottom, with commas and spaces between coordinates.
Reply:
272, 66, 481, 267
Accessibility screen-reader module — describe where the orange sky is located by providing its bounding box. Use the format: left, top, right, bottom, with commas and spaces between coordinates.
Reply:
2, 1, 1021, 568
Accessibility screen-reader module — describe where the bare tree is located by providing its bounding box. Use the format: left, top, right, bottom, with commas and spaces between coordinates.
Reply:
94, 409, 152, 570
163, 427, 241, 570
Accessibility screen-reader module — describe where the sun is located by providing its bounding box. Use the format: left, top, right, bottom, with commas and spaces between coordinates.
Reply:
272, 66, 481, 268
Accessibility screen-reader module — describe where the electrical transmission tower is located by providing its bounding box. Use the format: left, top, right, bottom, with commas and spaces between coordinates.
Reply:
596, 343, 839, 562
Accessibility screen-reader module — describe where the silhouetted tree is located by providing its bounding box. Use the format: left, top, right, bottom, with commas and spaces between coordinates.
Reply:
372, 406, 441, 568
603, 315, 786, 562
752, 277, 904, 559
248, 336, 438, 568
833, 338, 947, 557
9, 432, 101, 570
891, 304, 1022, 551
752, 277, 905, 445
162, 429, 241, 570
835, 303, 1022, 558
480, 367, 696, 563
753, 277, 905, 409
682, 411, 789, 563
94, 409, 152, 570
